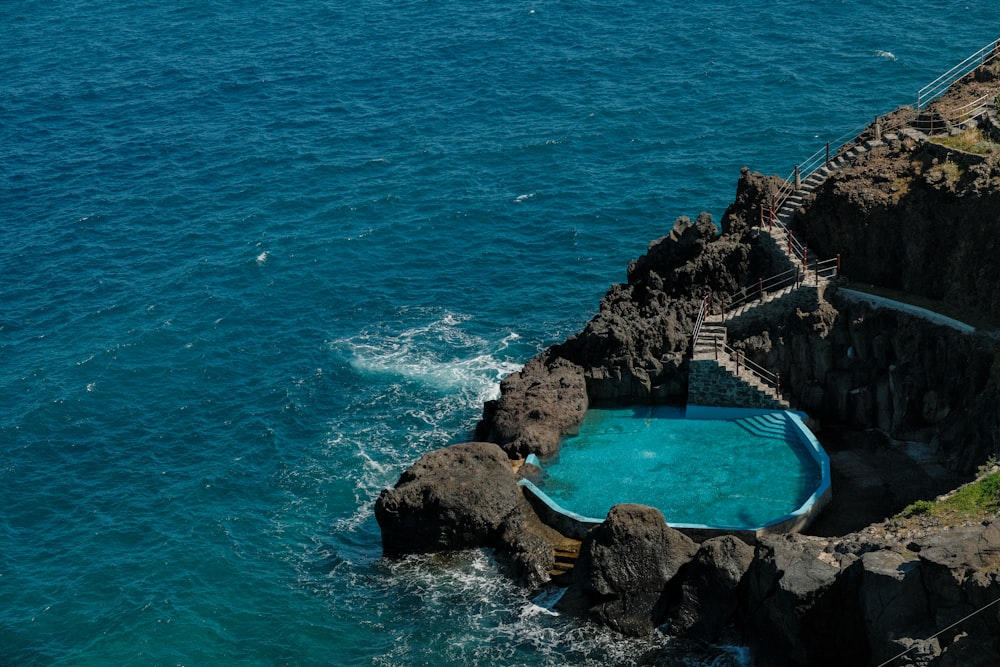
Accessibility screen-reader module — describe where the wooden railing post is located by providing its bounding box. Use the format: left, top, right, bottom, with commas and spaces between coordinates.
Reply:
825, 142, 831, 169
794, 164, 801, 190
775, 373, 781, 398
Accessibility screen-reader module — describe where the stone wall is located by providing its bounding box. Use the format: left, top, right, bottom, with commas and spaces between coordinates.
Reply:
726, 283, 824, 336
688, 359, 786, 410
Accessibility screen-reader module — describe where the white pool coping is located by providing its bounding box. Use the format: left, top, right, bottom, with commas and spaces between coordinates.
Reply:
519, 406, 832, 541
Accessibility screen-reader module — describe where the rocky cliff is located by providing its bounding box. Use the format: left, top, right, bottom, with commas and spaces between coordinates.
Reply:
377, 63, 1000, 666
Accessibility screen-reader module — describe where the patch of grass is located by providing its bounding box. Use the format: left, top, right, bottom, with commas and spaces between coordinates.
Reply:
890, 177, 911, 202
900, 499, 935, 518
896, 469, 1000, 523
937, 160, 964, 186
929, 128, 998, 155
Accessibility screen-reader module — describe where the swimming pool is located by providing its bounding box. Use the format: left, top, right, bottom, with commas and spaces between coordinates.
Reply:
520, 405, 830, 534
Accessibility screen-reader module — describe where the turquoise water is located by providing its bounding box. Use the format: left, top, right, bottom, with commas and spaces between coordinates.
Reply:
538, 408, 821, 527
2, 1, 998, 665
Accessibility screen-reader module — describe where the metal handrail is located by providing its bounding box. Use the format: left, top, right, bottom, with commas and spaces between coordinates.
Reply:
723, 267, 799, 319
705, 334, 782, 398
771, 39, 1000, 211
813, 256, 841, 279
690, 293, 711, 356
918, 38, 1000, 109
912, 92, 996, 134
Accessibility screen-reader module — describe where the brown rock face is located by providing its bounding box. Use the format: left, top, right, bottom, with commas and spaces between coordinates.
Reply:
475, 355, 588, 458
742, 533, 865, 666
374, 441, 522, 555
741, 522, 1000, 667
798, 131, 1000, 324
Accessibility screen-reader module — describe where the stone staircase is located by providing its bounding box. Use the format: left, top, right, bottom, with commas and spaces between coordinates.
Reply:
688, 138, 888, 409
550, 543, 580, 584
767, 140, 880, 269
690, 320, 790, 410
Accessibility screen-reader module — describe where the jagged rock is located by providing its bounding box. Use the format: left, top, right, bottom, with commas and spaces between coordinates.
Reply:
742, 533, 866, 666
475, 355, 588, 458
665, 535, 754, 641
720, 167, 783, 236
374, 441, 521, 555
858, 549, 930, 665
495, 508, 555, 590
799, 125, 1000, 323
560, 504, 697, 636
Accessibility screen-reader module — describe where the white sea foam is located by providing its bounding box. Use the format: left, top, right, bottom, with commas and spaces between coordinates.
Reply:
875, 49, 897, 60
514, 192, 537, 202
330, 311, 524, 407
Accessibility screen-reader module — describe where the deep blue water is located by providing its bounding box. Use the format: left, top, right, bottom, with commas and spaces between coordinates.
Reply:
2, 2, 997, 664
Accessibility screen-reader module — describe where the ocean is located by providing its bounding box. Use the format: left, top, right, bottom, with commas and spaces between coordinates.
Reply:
1, 1, 997, 664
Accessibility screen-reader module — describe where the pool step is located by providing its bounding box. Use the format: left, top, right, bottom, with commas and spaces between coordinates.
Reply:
550, 545, 581, 584
735, 412, 794, 439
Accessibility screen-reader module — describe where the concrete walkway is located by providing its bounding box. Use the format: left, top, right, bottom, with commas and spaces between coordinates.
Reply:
839, 288, 976, 333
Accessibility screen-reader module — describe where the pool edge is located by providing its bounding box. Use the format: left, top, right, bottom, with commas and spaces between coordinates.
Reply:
518, 407, 833, 543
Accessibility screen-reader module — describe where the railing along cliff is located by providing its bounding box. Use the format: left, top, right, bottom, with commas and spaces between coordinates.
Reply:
769, 37, 1000, 214
721, 257, 840, 322
688, 38, 999, 409
690, 293, 711, 349
703, 334, 782, 398
917, 38, 1000, 109
691, 294, 785, 400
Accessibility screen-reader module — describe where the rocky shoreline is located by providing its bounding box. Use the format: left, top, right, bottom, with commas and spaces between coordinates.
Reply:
375, 62, 1000, 666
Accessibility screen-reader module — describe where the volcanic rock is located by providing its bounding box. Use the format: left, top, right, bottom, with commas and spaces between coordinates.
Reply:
374, 441, 521, 555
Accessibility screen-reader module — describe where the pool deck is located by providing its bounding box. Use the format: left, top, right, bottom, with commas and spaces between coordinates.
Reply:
519, 406, 832, 543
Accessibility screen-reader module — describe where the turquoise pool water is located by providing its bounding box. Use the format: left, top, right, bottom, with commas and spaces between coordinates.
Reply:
534, 406, 823, 528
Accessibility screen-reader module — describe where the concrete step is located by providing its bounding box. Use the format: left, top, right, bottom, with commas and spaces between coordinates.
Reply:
550, 546, 580, 581
735, 412, 792, 438
715, 357, 789, 408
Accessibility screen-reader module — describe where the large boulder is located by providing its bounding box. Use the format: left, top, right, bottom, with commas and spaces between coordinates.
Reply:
910, 521, 1000, 666
560, 504, 697, 636
665, 535, 755, 642
476, 355, 588, 458
374, 442, 521, 556
742, 533, 865, 667
494, 500, 556, 589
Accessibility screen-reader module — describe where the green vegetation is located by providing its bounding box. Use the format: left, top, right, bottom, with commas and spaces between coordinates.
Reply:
889, 176, 911, 203
929, 127, 998, 155
935, 160, 964, 186
898, 467, 1000, 523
